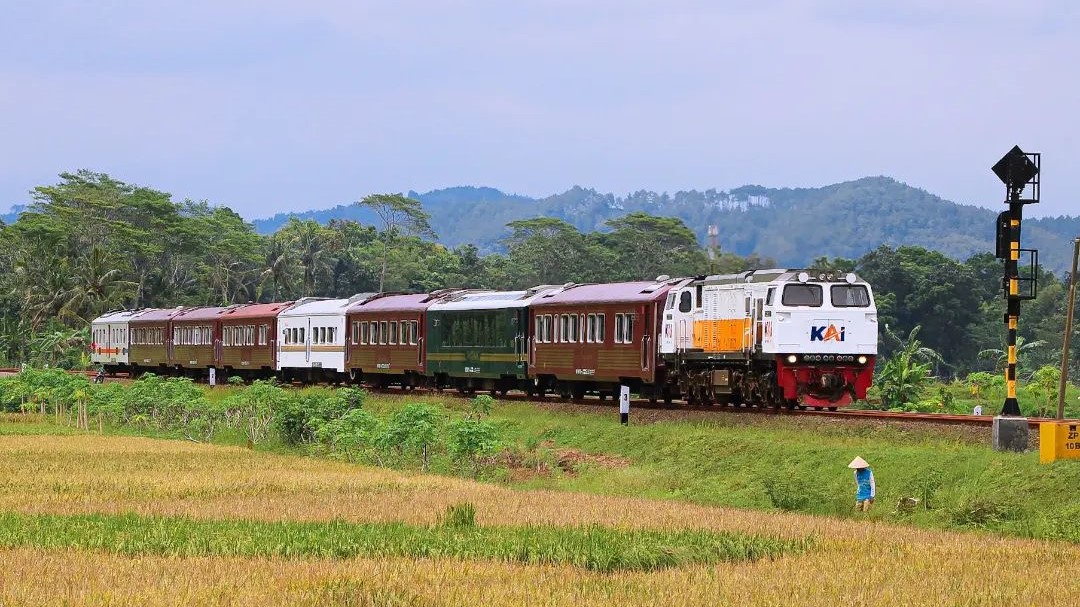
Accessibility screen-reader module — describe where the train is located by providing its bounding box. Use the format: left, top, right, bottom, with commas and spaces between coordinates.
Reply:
90, 269, 878, 409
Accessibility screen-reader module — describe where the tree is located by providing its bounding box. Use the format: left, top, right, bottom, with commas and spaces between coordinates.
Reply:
602, 212, 706, 280
501, 217, 610, 287
876, 326, 942, 409
360, 194, 435, 293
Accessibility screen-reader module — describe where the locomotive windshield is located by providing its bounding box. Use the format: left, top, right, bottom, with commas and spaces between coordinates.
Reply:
830, 285, 871, 307
781, 284, 822, 307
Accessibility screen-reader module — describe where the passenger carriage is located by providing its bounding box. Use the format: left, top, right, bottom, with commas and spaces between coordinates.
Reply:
277, 295, 374, 383
219, 302, 292, 378
426, 288, 558, 395
528, 280, 683, 400
128, 307, 184, 374
170, 306, 227, 377
345, 292, 455, 388
90, 310, 145, 374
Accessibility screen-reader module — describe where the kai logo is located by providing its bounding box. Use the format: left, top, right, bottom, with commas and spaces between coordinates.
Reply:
810, 324, 845, 342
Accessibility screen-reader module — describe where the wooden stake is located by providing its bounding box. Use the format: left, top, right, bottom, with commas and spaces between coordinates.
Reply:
1058, 237, 1080, 420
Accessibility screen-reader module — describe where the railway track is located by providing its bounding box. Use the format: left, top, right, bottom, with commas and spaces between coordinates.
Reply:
2, 367, 1071, 429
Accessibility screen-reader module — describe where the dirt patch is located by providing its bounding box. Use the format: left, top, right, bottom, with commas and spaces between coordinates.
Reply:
540, 441, 630, 476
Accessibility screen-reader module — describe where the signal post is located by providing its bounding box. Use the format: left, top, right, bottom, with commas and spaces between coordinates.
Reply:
990, 146, 1040, 452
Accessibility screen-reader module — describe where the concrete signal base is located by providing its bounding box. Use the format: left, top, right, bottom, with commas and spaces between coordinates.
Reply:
992, 416, 1030, 452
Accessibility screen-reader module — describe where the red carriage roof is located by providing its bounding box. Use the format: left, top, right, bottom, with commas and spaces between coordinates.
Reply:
347, 293, 442, 314
530, 281, 674, 307
172, 306, 228, 322
219, 302, 294, 320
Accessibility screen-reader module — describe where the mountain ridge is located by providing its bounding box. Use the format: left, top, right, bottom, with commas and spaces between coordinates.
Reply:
250, 177, 1080, 273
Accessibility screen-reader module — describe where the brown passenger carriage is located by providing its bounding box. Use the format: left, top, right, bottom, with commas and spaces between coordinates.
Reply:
528, 281, 675, 400
128, 308, 184, 373
345, 293, 441, 388
170, 306, 226, 376
219, 302, 292, 377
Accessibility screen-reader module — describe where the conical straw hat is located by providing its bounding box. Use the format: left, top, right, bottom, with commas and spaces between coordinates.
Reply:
848, 456, 869, 469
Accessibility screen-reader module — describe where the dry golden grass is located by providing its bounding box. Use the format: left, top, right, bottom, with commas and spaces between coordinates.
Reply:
1, 434, 1078, 606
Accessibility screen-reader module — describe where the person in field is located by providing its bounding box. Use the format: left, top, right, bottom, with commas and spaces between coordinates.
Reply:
849, 456, 875, 511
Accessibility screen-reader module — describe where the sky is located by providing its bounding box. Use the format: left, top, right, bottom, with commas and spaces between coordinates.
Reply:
1, 0, 1078, 219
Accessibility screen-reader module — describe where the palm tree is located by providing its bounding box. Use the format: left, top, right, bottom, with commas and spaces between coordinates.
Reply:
259, 233, 299, 300
60, 246, 136, 323
978, 336, 1046, 376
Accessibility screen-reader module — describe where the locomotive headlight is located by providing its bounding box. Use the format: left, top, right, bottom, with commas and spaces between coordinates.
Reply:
857, 355, 867, 364
787, 354, 797, 364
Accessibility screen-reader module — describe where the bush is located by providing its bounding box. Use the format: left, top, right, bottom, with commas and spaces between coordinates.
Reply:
315, 407, 381, 462
448, 417, 500, 477
277, 387, 364, 446
378, 402, 441, 471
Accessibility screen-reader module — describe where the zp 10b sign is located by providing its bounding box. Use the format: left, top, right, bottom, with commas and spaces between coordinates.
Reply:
1039, 422, 1080, 464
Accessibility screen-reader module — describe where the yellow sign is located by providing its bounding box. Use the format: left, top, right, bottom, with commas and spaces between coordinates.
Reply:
1039, 422, 1080, 464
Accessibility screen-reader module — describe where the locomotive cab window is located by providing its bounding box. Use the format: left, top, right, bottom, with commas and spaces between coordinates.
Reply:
781, 284, 823, 307
678, 291, 693, 313
831, 285, 871, 307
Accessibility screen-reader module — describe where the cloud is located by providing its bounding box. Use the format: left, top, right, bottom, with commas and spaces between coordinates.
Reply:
0, 0, 1077, 217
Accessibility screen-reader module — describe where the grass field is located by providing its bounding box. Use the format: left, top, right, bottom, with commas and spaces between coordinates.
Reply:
1, 429, 1080, 606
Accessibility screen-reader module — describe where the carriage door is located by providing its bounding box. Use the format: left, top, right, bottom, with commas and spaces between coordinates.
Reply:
305, 318, 312, 363
514, 309, 527, 369
641, 306, 652, 372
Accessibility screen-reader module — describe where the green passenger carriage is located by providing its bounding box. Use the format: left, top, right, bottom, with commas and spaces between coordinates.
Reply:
425, 288, 558, 394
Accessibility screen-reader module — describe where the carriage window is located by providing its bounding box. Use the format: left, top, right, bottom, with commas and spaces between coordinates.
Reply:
596, 313, 605, 343
351, 322, 359, 345
782, 284, 823, 307
615, 313, 635, 344
586, 314, 596, 343
379, 321, 388, 345
389, 321, 398, 345
410, 320, 419, 345
678, 291, 692, 313
831, 285, 871, 308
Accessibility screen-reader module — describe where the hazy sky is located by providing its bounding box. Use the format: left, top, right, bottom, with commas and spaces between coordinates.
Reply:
1, 0, 1078, 218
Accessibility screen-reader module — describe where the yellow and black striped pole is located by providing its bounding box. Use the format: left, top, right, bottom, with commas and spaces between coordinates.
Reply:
1003, 205, 1022, 416
991, 145, 1039, 418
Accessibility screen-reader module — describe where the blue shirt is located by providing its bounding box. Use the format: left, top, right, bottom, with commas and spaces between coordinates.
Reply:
855, 467, 875, 501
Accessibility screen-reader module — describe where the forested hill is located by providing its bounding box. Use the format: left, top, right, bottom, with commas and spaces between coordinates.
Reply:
252, 177, 1080, 273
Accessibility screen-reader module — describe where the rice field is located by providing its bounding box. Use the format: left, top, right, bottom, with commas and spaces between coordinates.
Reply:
1, 432, 1079, 605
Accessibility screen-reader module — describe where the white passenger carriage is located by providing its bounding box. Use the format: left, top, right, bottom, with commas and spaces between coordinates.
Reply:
660, 270, 878, 408
90, 310, 145, 372
276, 295, 375, 382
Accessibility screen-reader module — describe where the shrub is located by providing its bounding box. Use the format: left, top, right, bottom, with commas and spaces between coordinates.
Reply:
378, 402, 441, 471
315, 407, 381, 462
447, 417, 500, 477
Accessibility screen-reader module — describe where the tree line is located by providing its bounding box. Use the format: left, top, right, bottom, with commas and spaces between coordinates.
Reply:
0, 170, 1076, 378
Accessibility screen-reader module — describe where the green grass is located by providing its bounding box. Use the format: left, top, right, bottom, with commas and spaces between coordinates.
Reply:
478, 400, 1080, 542
0, 509, 808, 572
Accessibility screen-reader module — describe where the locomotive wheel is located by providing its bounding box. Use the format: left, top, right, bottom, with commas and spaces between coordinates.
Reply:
828, 406, 838, 411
